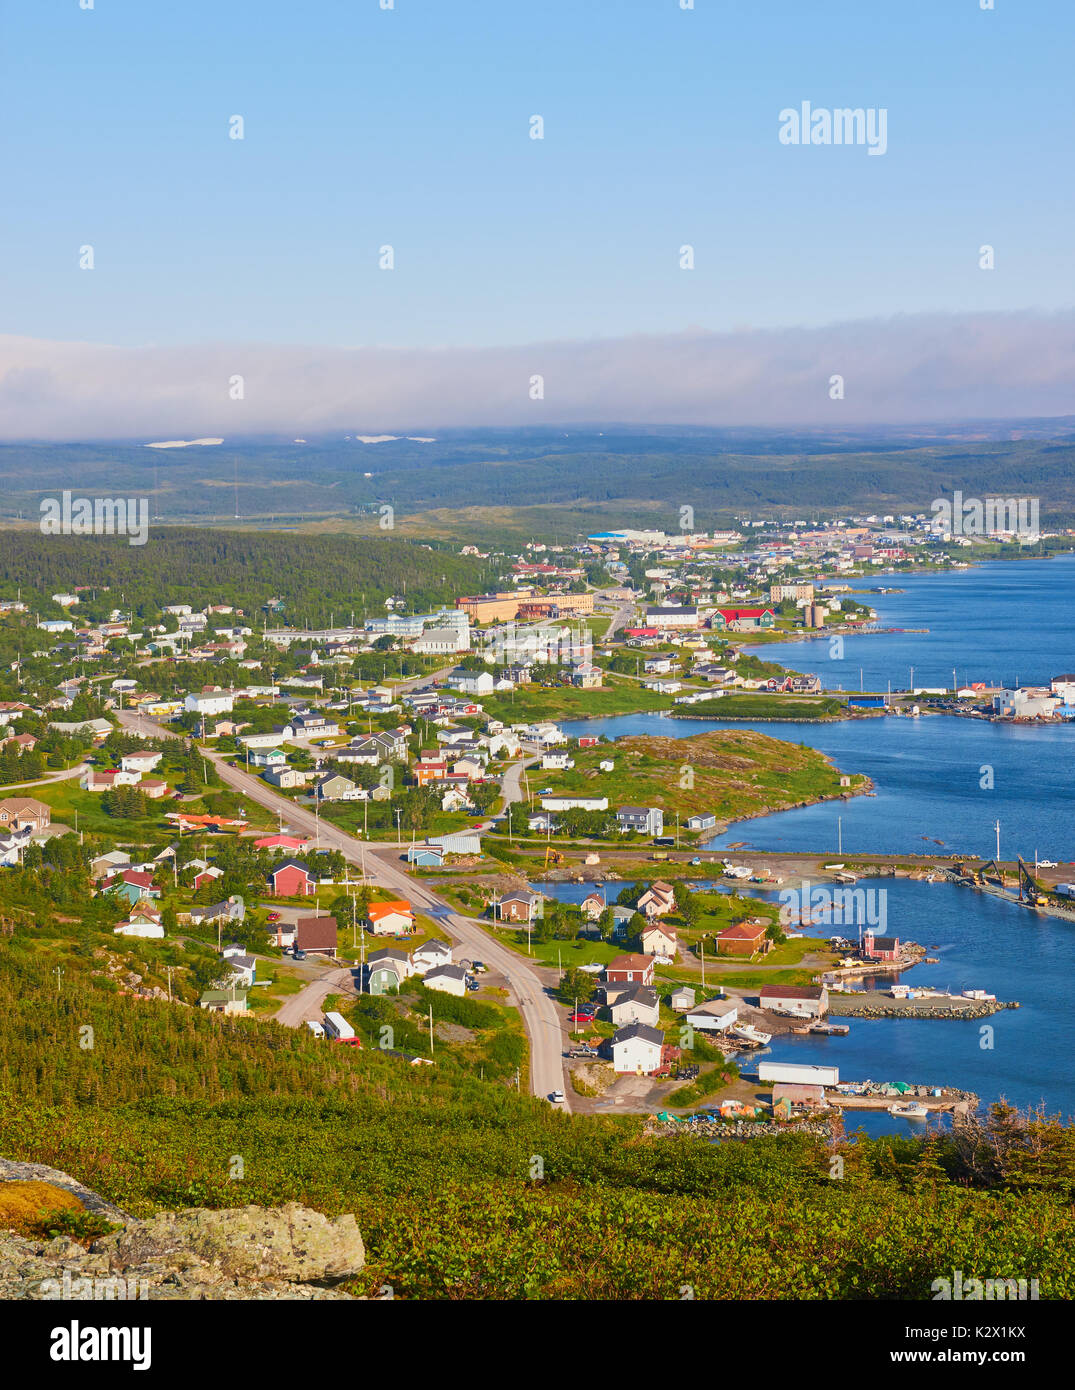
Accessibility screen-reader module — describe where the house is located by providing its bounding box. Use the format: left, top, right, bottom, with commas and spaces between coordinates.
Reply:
268, 859, 316, 897
605, 954, 656, 987
192, 865, 224, 891
262, 766, 307, 790
542, 752, 573, 771
685, 1000, 739, 1032
497, 891, 545, 923
640, 923, 678, 958
569, 664, 603, 689
616, 805, 664, 837
862, 931, 900, 962
411, 939, 453, 975
120, 751, 162, 774
223, 953, 258, 987
139, 778, 169, 800
104, 870, 161, 906
315, 773, 361, 802
249, 748, 288, 768
609, 986, 660, 1027
199, 988, 248, 1016
184, 690, 235, 716
188, 896, 246, 927
113, 908, 164, 939
714, 921, 771, 957
367, 947, 412, 994
295, 915, 338, 958
448, 670, 495, 696
0, 797, 51, 833
760, 983, 829, 1019
709, 607, 776, 632
580, 891, 606, 921
290, 713, 341, 739
367, 900, 415, 936
685, 812, 717, 831
80, 768, 142, 792
91, 849, 131, 879
609, 905, 635, 937
424, 963, 468, 997
609, 1023, 664, 1075
670, 986, 696, 1012
637, 881, 676, 918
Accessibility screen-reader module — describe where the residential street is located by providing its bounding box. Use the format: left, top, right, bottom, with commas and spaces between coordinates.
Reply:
115, 709, 570, 1108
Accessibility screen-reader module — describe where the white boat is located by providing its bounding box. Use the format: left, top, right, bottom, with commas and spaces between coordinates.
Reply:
732, 1024, 772, 1046
889, 1100, 929, 1118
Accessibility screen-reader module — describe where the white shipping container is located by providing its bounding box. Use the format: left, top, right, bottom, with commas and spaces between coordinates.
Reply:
758, 1061, 839, 1087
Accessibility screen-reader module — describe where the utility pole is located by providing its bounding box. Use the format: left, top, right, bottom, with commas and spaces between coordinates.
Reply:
428, 1004, 434, 1057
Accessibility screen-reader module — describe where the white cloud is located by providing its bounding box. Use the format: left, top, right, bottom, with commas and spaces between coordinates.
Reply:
0, 311, 1072, 439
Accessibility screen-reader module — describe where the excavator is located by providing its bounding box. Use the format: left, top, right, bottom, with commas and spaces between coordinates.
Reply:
544, 847, 563, 868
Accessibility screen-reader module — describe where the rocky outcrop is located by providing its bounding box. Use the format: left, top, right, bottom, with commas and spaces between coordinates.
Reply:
0, 1161, 365, 1300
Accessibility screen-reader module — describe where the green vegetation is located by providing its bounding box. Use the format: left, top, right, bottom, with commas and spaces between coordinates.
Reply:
2, 936, 1075, 1299
481, 678, 673, 723
536, 729, 863, 833
670, 694, 846, 720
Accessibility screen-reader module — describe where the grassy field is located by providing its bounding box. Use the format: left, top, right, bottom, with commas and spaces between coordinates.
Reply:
670, 694, 846, 720
537, 728, 864, 828
481, 678, 674, 723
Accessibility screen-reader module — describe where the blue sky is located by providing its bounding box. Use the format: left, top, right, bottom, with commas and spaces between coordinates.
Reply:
2, 0, 1072, 352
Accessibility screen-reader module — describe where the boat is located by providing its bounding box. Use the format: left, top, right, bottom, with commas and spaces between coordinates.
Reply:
809, 1022, 849, 1035
823, 863, 845, 870
889, 1101, 929, 1118
731, 1024, 772, 1046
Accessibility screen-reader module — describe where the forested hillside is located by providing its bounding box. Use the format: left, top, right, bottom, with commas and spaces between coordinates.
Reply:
0, 529, 491, 627
0, 935, 1072, 1300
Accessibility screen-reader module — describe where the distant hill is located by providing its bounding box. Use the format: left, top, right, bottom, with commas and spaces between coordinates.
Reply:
3, 420, 1075, 539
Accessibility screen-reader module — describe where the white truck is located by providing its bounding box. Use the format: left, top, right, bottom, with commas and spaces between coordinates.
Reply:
322, 1011, 355, 1041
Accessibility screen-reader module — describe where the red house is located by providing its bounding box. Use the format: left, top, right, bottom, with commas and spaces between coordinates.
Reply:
268, 859, 316, 897
604, 954, 656, 987
714, 921, 771, 958
863, 931, 900, 962
578, 736, 598, 748
254, 834, 311, 853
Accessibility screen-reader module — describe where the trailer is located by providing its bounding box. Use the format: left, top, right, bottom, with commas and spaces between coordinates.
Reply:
758, 1061, 839, 1087
322, 1011, 355, 1041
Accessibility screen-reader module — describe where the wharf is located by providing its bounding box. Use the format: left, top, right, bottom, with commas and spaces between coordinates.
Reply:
829, 990, 1014, 1020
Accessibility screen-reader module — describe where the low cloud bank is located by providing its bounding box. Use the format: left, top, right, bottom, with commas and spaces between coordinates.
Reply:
0, 311, 1073, 439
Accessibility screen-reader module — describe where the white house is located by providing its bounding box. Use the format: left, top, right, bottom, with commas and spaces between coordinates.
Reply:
685, 1001, 739, 1032
449, 670, 495, 696
640, 924, 678, 958
411, 940, 453, 975
424, 964, 468, 997
540, 795, 608, 813
609, 1023, 664, 1075
608, 987, 660, 1028
120, 751, 163, 774
184, 690, 234, 716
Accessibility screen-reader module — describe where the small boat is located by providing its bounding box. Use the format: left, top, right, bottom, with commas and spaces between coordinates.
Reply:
889, 1101, 929, 1118
823, 862, 845, 871
732, 1024, 772, 1046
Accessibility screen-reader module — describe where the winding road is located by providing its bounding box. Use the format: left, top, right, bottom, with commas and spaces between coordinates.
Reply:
115, 709, 570, 1107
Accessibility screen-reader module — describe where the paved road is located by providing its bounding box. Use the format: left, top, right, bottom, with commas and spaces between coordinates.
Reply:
115, 709, 570, 1107
0, 762, 88, 791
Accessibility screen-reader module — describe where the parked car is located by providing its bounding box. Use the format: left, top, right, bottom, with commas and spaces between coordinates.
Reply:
471, 961, 488, 974
292, 949, 307, 961
266, 911, 282, 923
567, 1012, 595, 1024
548, 1090, 565, 1104
465, 979, 480, 992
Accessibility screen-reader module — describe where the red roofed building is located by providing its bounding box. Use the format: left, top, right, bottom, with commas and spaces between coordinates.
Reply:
604, 953, 656, 986
254, 834, 312, 853
710, 608, 776, 633
714, 920, 772, 958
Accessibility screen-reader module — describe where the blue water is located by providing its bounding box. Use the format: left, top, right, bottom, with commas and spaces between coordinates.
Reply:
744, 554, 1075, 694
552, 557, 1075, 1126
560, 709, 1075, 861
